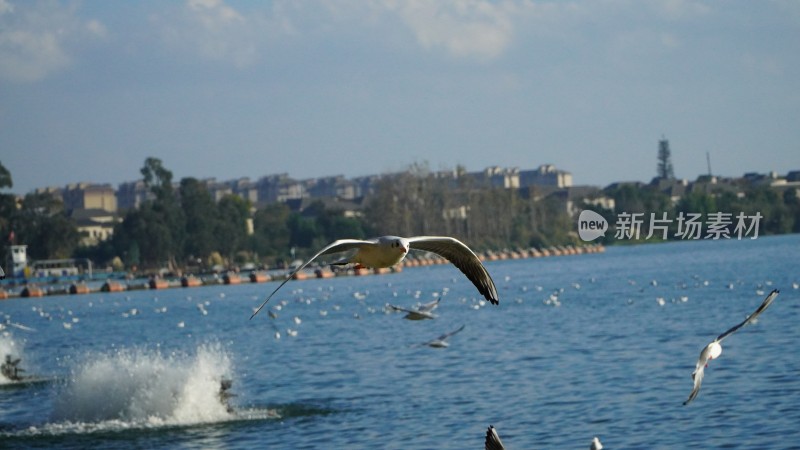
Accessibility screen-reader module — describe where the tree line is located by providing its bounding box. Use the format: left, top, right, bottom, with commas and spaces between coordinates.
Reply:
2, 158, 799, 275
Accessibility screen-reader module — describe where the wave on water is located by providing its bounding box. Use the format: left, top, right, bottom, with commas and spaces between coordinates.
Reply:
11, 344, 278, 437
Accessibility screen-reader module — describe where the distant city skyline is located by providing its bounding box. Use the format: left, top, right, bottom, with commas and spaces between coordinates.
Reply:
1, 1, 799, 195
7, 157, 798, 198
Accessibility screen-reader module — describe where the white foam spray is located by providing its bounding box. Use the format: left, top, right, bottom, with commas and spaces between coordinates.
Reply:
0, 334, 25, 384
52, 343, 234, 426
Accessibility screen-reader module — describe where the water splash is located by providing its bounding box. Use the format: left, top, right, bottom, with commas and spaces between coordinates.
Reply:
51, 344, 235, 426
0, 334, 25, 384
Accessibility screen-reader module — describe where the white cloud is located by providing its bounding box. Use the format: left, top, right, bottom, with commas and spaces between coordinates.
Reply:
0, 0, 13, 15
655, 0, 711, 19
0, 0, 106, 83
155, 0, 295, 69
86, 19, 107, 38
384, 0, 517, 60
0, 28, 70, 82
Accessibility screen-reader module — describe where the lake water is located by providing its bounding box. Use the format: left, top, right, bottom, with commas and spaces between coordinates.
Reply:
1, 235, 799, 449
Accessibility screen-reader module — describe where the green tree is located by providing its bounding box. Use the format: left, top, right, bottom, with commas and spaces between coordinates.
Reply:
0, 161, 11, 189
180, 178, 218, 261
288, 213, 320, 250
138, 157, 185, 269
251, 203, 291, 264
214, 195, 250, 261
12, 192, 79, 260
0, 161, 16, 263
112, 204, 172, 269
676, 191, 716, 217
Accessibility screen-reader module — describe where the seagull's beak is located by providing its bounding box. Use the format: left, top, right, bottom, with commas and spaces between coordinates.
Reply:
402, 246, 408, 254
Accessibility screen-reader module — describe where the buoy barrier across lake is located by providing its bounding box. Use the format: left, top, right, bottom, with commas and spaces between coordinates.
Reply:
0, 244, 604, 300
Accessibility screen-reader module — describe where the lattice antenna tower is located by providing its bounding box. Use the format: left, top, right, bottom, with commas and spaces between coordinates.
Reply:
657, 136, 675, 179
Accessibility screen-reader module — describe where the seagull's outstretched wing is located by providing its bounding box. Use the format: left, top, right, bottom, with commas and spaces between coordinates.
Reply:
716, 289, 780, 342
684, 346, 711, 405
417, 298, 441, 313
250, 239, 374, 319
407, 236, 499, 305
388, 304, 415, 314
6, 321, 36, 332
435, 324, 465, 342
485, 425, 506, 450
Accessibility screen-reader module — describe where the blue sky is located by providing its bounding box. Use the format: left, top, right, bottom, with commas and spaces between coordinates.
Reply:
1, 0, 798, 195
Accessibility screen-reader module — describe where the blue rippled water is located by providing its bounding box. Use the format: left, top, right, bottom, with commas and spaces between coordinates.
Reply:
1, 234, 798, 449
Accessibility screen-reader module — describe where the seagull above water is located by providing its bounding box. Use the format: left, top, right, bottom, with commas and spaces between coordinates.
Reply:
684, 288, 780, 405
421, 324, 465, 348
485, 425, 506, 450
250, 235, 499, 319
389, 298, 440, 320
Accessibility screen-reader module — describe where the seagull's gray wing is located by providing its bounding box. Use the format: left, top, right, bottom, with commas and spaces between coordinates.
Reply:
250, 239, 375, 319
417, 298, 441, 313
716, 289, 780, 342
436, 324, 465, 341
407, 236, 499, 305
684, 343, 713, 405
6, 322, 36, 332
683, 359, 707, 405
388, 304, 415, 314
485, 425, 506, 450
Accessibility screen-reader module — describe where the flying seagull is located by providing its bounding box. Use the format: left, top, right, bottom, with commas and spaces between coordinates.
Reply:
420, 324, 465, 348
250, 236, 499, 319
388, 298, 440, 320
684, 288, 780, 405
590, 436, 603, 450
485, 425, 506, 450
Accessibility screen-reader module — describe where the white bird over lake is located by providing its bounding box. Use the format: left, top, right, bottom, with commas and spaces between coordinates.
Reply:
388, 298, 440, 320
684, 288, 780, 405
250, 236, 499, 319
420, 324, 465, 348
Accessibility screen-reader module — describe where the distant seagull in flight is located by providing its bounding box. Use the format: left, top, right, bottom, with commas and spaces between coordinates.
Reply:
250, 236, 499, 319
389, 298, 440, 320
485, 425, 506, 450
684, 288, 780, 405
590, 436, 603, 450
420, 324, 465, 348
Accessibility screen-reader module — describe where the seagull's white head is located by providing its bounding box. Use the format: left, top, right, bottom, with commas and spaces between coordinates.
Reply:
382, 236, 409, 255
709, 341, 722, 360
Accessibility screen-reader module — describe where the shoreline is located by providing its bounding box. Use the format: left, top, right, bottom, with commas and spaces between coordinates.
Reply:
0, 244, 605, 300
